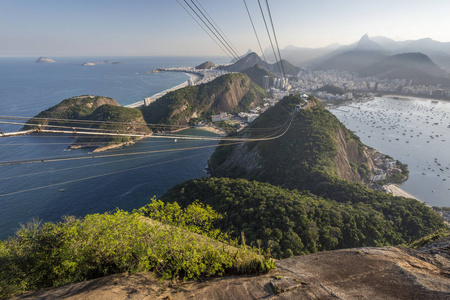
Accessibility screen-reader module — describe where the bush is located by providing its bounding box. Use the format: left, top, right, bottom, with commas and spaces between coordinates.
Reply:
0, 202, 274, 298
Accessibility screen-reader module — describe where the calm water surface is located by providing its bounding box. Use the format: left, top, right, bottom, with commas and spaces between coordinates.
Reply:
0, 56, 225, 239
331, 97, 450, 207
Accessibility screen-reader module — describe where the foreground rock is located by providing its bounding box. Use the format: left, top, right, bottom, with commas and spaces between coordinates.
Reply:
14, 245, 450, 299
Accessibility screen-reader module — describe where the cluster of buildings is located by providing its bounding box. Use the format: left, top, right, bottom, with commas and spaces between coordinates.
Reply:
368, 149, 404, 182
288, 69, 450, 100
263, 75, 289, 90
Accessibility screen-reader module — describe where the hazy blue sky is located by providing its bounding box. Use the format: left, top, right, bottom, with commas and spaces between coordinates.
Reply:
2, 0, 450, 56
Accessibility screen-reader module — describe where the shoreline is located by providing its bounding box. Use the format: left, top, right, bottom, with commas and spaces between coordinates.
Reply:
125, 72, 203, 109
384, 184, 418, 200
194, 125, 227, 136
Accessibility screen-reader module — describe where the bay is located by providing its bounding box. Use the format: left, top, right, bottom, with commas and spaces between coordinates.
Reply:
330, 96, 450, 207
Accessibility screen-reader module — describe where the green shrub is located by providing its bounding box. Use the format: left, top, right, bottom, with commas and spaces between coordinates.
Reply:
0, 203, 274, 298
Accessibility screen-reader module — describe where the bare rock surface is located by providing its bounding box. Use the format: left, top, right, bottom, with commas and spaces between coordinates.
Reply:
13, 246, 450, 300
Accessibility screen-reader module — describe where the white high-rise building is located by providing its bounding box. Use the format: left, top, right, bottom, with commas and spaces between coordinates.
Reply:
263, 75, 270, 90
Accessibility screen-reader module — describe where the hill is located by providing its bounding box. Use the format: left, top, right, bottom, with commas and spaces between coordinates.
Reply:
210, 95, 374, 185
360, 52, 450, 86
162, 177, 433, 258
242, 64, 274, 89
207, 95, 444, 245
220, 52, 301, 76
195, 61, 215, 70
268, 59, 301, 76
24, 95, 151, 151
141, 73, 266, 125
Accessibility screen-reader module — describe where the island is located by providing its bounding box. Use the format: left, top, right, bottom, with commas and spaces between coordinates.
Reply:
35, 56, 56, 63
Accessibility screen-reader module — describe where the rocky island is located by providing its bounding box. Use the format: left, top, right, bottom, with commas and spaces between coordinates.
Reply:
35, 56, 55, 63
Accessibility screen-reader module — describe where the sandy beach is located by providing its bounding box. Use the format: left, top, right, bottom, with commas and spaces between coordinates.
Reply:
194, 125, 227, 136
125, 72, 203, 109
385, 184, 418, 200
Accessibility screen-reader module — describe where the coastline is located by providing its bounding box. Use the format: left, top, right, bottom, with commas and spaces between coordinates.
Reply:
194, 125, 227, 136
126, 72, 202, 109
384, 184, 418, 200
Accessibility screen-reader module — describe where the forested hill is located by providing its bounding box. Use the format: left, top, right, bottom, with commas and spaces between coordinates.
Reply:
24, 95, 150, 150
196, 94, 446, 255
210, 95, 373, 186
162, 177, 445, 259
141, 73, 266, 125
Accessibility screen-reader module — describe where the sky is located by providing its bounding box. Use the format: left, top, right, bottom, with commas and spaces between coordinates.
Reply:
2, 0, 450, 57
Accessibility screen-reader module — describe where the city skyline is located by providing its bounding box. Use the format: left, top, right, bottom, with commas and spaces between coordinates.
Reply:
2, 0, 450, 57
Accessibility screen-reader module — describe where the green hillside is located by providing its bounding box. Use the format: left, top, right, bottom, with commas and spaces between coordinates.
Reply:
203, 95, 444, 250
162, 177, 418, 258
141, 73, 266, 125
210, 95, 371, 186
24, 95, 151, 149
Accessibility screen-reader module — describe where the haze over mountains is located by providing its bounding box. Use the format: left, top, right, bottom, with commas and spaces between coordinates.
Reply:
265, 35, 450, 72
220, 51, 301, 76
258, 35, 450, 87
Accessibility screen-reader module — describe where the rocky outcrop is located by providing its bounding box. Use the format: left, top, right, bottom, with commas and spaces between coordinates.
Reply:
35, 57, 55, 63
15, 245, 450, 299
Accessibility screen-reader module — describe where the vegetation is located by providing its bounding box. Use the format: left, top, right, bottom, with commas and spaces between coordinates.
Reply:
141, 73, 266, 125
211, 95, 368, 187
24, 96, 118, 126
317, 84, 346, 95
0, 201, 274, 298
77, 104, 150, 146
406, 229, 450, 249
162, 177, 444, 259
207, 95, 445, 252
23, 96, 150, 148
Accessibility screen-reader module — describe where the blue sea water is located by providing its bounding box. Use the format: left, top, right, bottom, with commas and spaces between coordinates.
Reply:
0, 56, 225, 239
330, 97, 450, 207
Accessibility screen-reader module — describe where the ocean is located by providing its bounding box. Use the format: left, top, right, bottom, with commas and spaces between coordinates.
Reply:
0, 56, 226, 239
1, 57, 449, 239
330, 97, 450, 207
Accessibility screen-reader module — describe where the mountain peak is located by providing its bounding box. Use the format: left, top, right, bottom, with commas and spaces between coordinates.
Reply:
360, 34, 370, 41
355, 34, 384, 52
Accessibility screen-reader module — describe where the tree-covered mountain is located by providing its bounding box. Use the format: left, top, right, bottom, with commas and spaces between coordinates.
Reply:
141, 73, 266, 125
201, 95, 445, 253
24, 95, 150, 150
210, 95, 373, 185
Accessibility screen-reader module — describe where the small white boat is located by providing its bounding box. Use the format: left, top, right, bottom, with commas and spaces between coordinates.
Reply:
59, 189, 65, 192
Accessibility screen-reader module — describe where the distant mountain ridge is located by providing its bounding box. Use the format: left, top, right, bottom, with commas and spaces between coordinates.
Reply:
271, 34, 450, 73
312, 35, 450, 85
